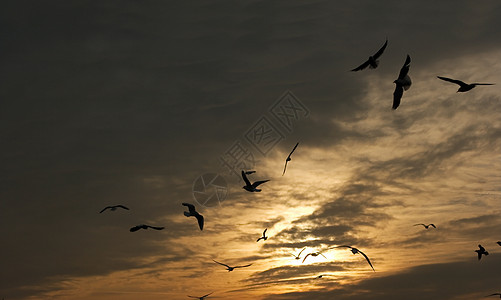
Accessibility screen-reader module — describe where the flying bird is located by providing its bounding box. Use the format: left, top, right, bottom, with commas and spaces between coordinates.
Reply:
414, 223, 436, 229
256, 228, 268, 242
302, 251, 327, 263
392, 54, 412, 110
336, 245, 375, 271
351, 39, 388, 71
129, 224, 164, 232
437, 76, 494, 92
475, 244, 489, 260
497, 241, 501, 246
99, 205, 129, 213
241, 170, 269, 192
291, 247, 306, 260
188, 292, 213, 299
282, 142, 299, 176
212, 260, 252, 272
486, 293, 501, 298
182, 203, 204, 230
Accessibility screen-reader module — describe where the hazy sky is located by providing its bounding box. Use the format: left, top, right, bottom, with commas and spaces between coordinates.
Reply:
1, 1, 501, 299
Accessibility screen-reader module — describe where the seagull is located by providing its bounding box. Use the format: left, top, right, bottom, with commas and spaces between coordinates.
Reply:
282, 142, 299, 176
351, 39, 388, 71
99, 205, 129, 213
212, 260, 252, 272
188, 292, 213, 299
475, 244, 489, 260
302, 251, 327, 263
291, 247, 306, 260
129, 224, 164, 232
182, 203, 204, 231
392, 54, 412, 110
414, 223, 436, 229
256, 228, 268, 242
336, 245, 375, 271
486, 293, 501, 298
437, 76, 494, 92
241, 170, 269, 192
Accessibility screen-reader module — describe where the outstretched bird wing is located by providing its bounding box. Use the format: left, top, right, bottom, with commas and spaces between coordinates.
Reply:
372, 39, 388, 59
251, 180, 270, 188
437, 76, 465, 86
397, 55, 411, 80
201, 292, 214, 298
99, 206, 112, 213
357, 249, 375, 272
241, 170, 252, 187
302, 253, 312, 263
429, 224, 436, 228
234, 263, 253, 269
282, 160, 289, 176
288, 142, 299, 158
116, 205, 129, 210
298, 247, 306, 256
213, 260, 231, 269
196, 214, 204, 230
263, 228, 267, 236
146, 225, 164, 230
129, 225, 143, 232
351, 60, 371, 72
392, 85, 403, 110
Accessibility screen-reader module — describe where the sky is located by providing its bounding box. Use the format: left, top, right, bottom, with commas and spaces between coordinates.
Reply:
1, 1, 501, 299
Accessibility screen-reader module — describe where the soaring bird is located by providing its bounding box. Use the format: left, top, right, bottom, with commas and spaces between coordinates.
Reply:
302, 251, 327, 263
486, 293, 501, 298
291, 247, 307, 260
414, 223, 436, 229
437, 76, 494, 92
241, 170, 269, 192
282, 142, 299, 176
188, 292, 213, 299
475, 244, 489, 260
99, 205, 129, 213
182, 203, 204, 231
351, 39, 388, 71
336, 245, 375, 271
212, 260, 252, 272
129, 224, 164, 232
392, 55, 412, 110
256, 228, 268, 242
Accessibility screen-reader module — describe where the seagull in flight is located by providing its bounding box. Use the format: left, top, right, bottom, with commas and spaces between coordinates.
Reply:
129, 224, 164, 232
213, 260, 252, 272
241, 170, 269, 192
351, 39, 388, 71
256, 228, 268, 242
99, 205, 129, 213
182, 203, 204, 230
392, 54, 412, 110
414, 223, 436, 229
302, 250, 327, 263
282, 142, 299, 176
486, 293, 501, 298
291, 247, 306, 260
336, 245, 375, 271
475, 244, 489, 260
188, 292, 213, 299
437, 76, 494, 92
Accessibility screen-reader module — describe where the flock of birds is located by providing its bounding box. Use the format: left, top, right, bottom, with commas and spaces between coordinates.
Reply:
95, 39, 498, 299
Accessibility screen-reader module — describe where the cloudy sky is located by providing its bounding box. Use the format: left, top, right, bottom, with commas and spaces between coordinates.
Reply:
1, 1, 501, 299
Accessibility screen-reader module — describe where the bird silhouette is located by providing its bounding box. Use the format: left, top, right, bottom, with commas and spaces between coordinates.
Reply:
282, 142, 299, 176
336, 245, 375, 271
351, 39, 388, 71
437, 76, 494, 92
188, 292, 213, 299
497, 241, 501, 246
302, 251, 327, 263
213, 260, 252, 272
129, 224, 164, 232
182, 203, 204, 230
256, 228, 268, 242
486, 293, 501, 298
291, 247, 307, 260
414, 223, 436, 229
392, 55, 412, 110
99, 205, 129, 213
475, 244, 489, 260
241, 170, 269, 192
